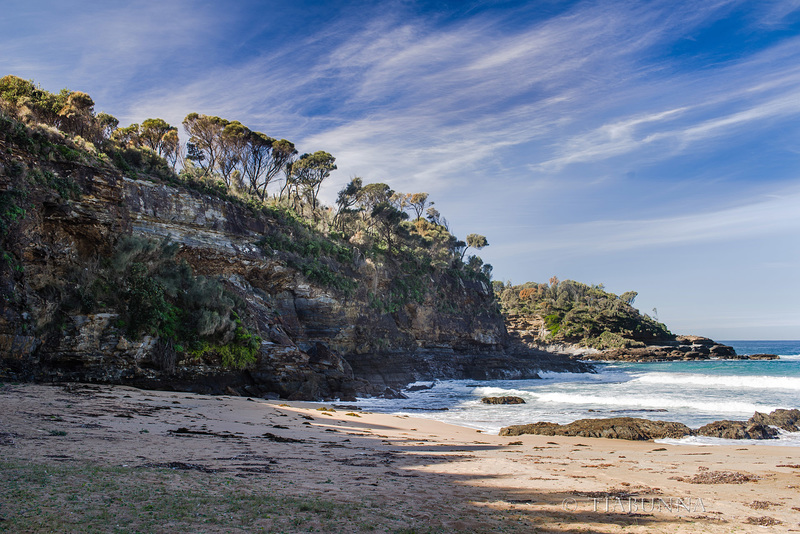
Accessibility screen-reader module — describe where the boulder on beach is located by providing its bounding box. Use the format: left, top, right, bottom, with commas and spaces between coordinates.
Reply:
499, 408, 800, 442
481, 396, 526, 405
499, 417, 692, 440
749, 409, 800, 432
695, 420, 778, 440
499, 422, 561, 436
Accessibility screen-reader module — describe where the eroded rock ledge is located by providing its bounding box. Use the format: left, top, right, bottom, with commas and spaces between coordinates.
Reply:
595, 336, 776, 362
499, 409, 800, 441
0, 154, 589, 400
505, 314, 777, 362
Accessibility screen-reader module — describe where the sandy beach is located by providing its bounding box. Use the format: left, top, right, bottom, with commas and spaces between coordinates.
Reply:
2, 383, 799, 533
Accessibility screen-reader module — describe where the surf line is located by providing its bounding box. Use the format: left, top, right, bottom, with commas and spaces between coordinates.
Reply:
562, 496, 706, 514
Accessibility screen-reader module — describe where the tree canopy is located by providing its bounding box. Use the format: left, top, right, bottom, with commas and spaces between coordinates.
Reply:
1, 74, 495, 303
498, 279, 671, 348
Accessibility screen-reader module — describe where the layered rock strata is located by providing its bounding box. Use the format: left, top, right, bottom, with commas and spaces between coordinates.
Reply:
506, 315, 764, 362
0, 153, 588, 399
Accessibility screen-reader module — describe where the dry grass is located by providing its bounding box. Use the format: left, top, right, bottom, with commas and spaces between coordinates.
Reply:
0, 461, 453, 534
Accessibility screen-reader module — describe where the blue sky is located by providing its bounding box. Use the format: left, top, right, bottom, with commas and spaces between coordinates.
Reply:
3, 0, 800, 339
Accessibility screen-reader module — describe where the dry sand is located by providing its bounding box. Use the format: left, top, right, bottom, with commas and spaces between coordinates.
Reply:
2, 382, 800, 533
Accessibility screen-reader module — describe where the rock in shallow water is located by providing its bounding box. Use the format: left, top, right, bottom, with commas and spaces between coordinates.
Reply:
749, 409, 800, 431
481, 396, 526, 405
695, 420, 778, 440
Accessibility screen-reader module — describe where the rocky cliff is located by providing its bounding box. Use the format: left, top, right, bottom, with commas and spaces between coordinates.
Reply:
0, 134, 588, 399
505, 313, 753, 362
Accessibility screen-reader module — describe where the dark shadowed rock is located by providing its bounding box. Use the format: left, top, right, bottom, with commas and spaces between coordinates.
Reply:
695, 420, 778, 440
481, 396, 526, 405
405, 382, 436, 392
709, 344, 737, 357
749, 409, 800, 432
380, 388, 408, 400
746, 354, 779, 360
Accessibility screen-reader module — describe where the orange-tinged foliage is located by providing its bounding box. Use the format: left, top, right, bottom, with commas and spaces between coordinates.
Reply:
519, 288, 537, 300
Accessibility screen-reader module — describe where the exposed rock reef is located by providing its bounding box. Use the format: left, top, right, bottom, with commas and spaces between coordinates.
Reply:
499, 409, 800, 441
595, 335, 739, 362
499, 417, 692, 440
506, 315, 770, 362
0, 143, 588, 399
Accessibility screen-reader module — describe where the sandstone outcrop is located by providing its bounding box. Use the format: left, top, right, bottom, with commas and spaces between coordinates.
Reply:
500, 409, 797, 441
499, 417, 692, 440
0, 142, 589, 399
695, 420, 778, 440
749, 409, 800, 432
506, 315, 752, 362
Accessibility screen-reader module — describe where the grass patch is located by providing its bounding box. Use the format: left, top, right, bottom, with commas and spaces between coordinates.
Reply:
0, 461, 369, 533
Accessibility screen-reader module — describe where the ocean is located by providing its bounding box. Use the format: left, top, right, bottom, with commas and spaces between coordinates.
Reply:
354, 340, 800, 446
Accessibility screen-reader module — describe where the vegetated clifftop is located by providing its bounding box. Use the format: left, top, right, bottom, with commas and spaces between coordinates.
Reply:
0, 115, 586, 400
496, 279, 743, 361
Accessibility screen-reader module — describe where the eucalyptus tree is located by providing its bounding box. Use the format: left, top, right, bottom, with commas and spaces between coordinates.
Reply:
406, 192, 430, 220
461, 233, 489, 260
333, 176, 363, 231
371, 201, 409, 254
183, 113, 229, 177
161, 129, 181, 170
94, 112, 119, 144
243, 134, 296, 200
139, 118, 178, 157
113, 123, 140, 146
291, 151, 337, 211
218, 120, 249, 186
57, 91, 95, 137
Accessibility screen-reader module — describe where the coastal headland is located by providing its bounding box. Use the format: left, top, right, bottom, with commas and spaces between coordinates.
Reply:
0, 87, 766, 402
2, 382, 799, 533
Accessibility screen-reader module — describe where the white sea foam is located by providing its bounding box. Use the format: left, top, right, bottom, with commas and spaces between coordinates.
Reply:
657, 431, 800, 447
634, 373, 800, 390
472, 386, 532, 398
530, 392, 779, 415
538, 370, 631, 383
354, 350, 800, 445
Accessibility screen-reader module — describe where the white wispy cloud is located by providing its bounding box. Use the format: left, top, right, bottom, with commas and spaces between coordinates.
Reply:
492, 186, 800, 257
535, 108, 688, 170
534, 32, 800, 171
751, 0, 800, 27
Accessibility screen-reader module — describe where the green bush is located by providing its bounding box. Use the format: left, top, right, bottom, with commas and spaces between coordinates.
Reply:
188, 317, 261, 369
29, 168, 81, 199
500, 278, 672, 345
69, 235, 265, 370
258, 227, 356, 294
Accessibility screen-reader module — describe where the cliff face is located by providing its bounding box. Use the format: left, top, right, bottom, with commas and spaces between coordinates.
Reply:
506, 314, 739, 361
1, 151, 587, 399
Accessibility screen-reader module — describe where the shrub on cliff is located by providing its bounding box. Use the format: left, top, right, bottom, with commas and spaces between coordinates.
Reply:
500, 278, 671, 348
111, 236, 261, 366
49, 235, 261, 369
2, 74, 496, 327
